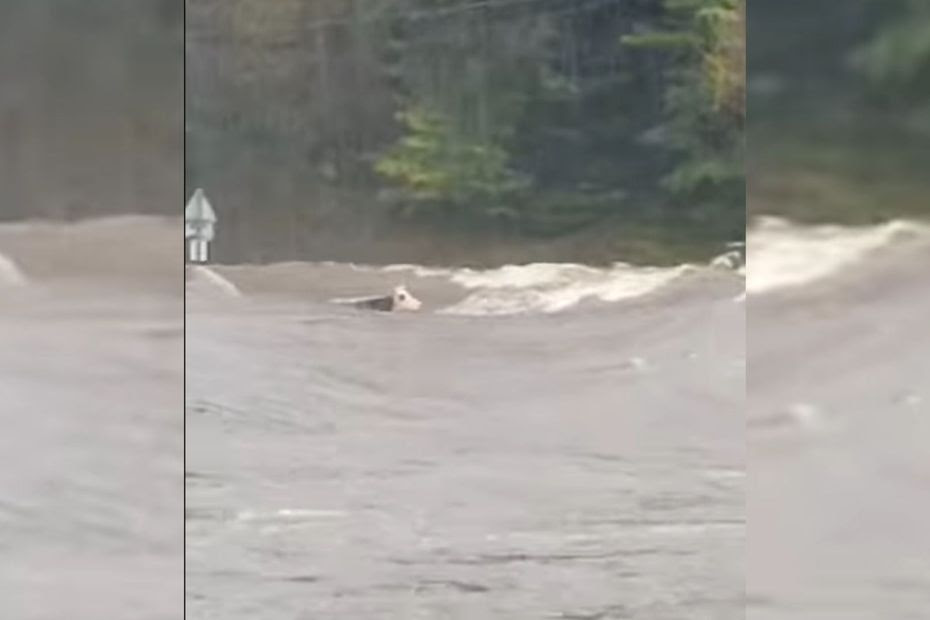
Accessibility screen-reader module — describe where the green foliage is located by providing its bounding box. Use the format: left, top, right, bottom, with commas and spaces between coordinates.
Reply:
189, 0, 747, 248
748, 0, 930, 224
851, 2, 930, 99
623, 0, 744, 232
374, 1, 655, 232
375, 107, 530, 221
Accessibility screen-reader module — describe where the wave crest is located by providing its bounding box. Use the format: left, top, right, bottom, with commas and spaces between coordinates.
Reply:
439, 263, 694, 316
747, 217, 928, 294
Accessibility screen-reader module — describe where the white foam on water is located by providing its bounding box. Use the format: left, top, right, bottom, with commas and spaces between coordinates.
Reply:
330, 294, 378, 305
0, 253, 28, 287
785, 402, 829, 431
275, 508, 346, 519
186, 265, 241, 297
236, 508, 346, 523
381, 263, 454, 278
709, 250, 744, 271
449, 262, 600, 289
438, 262, 693, 316
343, 262, 453, 279
703, 468, 746, 481
746, 217, 927, 295
895, 392, 923, 408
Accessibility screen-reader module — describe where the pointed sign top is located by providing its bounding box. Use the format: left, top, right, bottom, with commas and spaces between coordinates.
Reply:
185, 188, 216, 223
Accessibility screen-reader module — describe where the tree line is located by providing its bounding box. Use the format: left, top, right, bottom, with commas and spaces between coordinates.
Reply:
0, 0, 182, 221
748, 0, 929, 223
187, 0, 745, 259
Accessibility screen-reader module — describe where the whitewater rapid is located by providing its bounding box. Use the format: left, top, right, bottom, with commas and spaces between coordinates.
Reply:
191, 253, 742, 318
0, 252, 27, 286
746, 216, 929, 295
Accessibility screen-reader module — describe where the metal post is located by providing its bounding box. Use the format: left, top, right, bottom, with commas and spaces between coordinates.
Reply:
184, 188, 217, 264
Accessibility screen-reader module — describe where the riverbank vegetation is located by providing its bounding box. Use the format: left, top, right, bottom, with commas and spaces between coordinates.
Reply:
0, 1, 182, 221
749, 0, 930, 224
187, 0, 745, 263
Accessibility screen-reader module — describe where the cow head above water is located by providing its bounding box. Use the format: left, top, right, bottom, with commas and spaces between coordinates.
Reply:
392, 285, 422, 311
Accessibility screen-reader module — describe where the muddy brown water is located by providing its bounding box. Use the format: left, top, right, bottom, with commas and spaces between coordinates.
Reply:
186, 263, 745, 619
747, 231, 930, 619
0, 217, 182, 619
